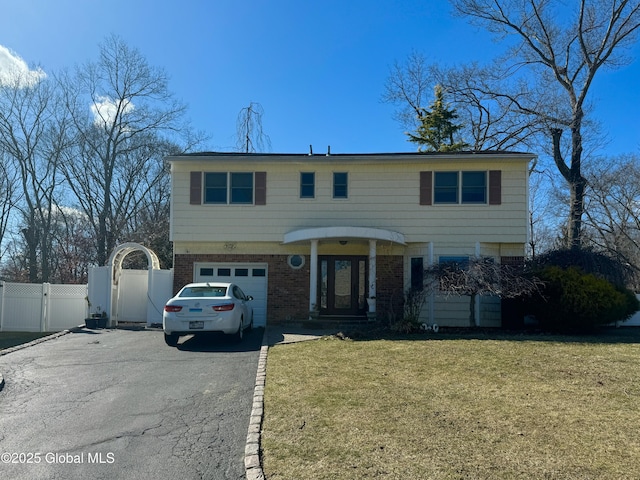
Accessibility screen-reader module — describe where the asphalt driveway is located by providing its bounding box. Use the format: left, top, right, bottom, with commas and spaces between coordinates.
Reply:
0, 327, 263, 480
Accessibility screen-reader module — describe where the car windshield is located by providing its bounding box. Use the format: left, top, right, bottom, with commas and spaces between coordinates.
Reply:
179, 286, 227, 297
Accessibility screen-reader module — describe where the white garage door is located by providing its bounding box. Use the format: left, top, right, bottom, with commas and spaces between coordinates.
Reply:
194, 263, 268, 327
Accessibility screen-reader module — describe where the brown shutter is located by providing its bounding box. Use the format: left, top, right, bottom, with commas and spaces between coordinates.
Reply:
420, 171, 432, 205
489, 170, 501, 205
254, 172, 266, 205
190, 171, 202, 205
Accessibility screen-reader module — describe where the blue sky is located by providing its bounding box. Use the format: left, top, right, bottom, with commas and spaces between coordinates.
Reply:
1, 0, 639, 156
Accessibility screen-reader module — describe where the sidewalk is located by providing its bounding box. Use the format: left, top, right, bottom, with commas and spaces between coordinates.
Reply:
264, 325, 343, 346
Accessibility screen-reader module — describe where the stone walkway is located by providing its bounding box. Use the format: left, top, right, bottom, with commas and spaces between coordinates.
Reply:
264, 325, 342, 345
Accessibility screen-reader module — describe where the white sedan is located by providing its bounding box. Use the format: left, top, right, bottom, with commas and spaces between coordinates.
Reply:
163, 282, 254, 346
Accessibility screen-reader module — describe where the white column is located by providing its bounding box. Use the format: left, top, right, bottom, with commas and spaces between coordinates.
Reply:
309, 240, 318, 312
368, 240, 377, 312
475, 241, 481, 326
428, 242, 435, 323
0, 281, 5, 331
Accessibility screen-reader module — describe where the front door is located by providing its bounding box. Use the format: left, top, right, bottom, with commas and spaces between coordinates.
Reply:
318, 256, 367, 316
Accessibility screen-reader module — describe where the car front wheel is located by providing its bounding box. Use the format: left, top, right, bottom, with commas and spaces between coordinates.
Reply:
164, 333, 179, 347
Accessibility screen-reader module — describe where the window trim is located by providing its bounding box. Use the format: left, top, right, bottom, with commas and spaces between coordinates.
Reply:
432, 171, 489, 205
199, 171, 266, 205
461, 171, 487, 204
203, 172, 230, 204
229, 172, 254, 204
300, 172, 315, 199
433, 171, 459, 204
333, 172, 349, 199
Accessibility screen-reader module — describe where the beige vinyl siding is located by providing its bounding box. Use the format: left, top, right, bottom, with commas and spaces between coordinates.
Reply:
408, 242, 519, 327
170, 157, 529, 245
418, 295, 501, 327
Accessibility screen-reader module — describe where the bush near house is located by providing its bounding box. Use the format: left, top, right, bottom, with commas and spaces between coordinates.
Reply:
532, 247, 634, 288
528, 266, 638, 331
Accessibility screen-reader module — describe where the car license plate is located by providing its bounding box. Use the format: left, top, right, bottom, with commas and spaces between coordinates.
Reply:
189, 308, 203, 313
189, 321, 204, 329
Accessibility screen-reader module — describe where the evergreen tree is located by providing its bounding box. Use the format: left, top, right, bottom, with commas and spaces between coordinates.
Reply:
406, 85, 468, 152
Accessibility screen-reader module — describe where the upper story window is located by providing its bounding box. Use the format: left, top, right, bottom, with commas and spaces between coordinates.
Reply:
433, 171, 487, 204
230, 172, 254, 204
204, 172, 228, 204
203, 172, 254, 205
461, 171, 487, 204
300, 172, 315, 198
333, 172, 348, 199
434, 172, 459, 204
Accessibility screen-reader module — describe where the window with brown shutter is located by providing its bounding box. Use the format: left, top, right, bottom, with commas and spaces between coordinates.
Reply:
255, 171, 267, 205
489, 170, 502, 205
420, 171, 432, 205
190, 171, 202, 205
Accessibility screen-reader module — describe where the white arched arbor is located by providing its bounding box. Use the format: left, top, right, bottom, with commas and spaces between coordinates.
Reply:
108, 242, 161, 282
283, 226, 406, 315
106, 243, 163, 327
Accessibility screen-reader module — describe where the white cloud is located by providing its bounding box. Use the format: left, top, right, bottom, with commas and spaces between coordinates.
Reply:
91, 96, 135, 127
0, 45, 46, 87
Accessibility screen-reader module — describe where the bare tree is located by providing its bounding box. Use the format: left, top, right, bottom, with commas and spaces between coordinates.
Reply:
385, 1, 640, 248
583, 154, 640, 287
382, 51, 435, 134
59, 35, 203, 265
235, 102, 271, 153
426, 257, 542, 326
0, 70, 69, 281
453, 0, 640, 248
126, 145, 177, 268
0, 148, 18, 264
383, 55, 544, 151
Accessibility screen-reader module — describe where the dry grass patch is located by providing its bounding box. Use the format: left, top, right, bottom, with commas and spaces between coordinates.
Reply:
262, 333, 640, 479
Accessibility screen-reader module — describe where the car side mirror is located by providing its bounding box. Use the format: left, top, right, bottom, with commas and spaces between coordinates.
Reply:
247, 295, 254, 301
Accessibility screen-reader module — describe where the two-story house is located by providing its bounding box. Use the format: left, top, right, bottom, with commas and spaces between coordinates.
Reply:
167, 151, 534, 328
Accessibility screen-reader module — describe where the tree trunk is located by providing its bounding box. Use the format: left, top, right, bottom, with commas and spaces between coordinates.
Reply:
23, 226, 39, 283
552, 127, 585, 249
568, 175, 586, 250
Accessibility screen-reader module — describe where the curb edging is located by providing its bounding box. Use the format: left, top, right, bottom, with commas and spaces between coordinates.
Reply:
245, 332, 269, 480
0, 326, 83, 358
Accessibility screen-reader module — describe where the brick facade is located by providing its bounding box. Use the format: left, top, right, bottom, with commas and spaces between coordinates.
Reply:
174, 253, 405, 325
375, 255, 405, 324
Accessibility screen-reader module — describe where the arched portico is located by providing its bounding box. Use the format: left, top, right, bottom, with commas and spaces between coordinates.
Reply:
283, 227, 406, 315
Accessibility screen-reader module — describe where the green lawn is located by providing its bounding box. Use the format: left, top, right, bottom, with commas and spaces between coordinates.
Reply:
262, 330, 640, 479
0, 332, 52, 351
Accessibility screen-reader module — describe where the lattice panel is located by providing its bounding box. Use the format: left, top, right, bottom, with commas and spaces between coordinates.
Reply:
49, 284, 88, 298
4, 283, 43, 297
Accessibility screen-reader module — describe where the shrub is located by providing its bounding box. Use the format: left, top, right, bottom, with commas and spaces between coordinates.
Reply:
617, 285, 640, 322
531, 248, 633, 288
530, 266, 638, 332
390, 289, 428, 333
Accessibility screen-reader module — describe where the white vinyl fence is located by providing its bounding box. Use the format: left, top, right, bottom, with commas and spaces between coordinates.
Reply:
0, 281, 88, 332
621, 294, 640, 326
